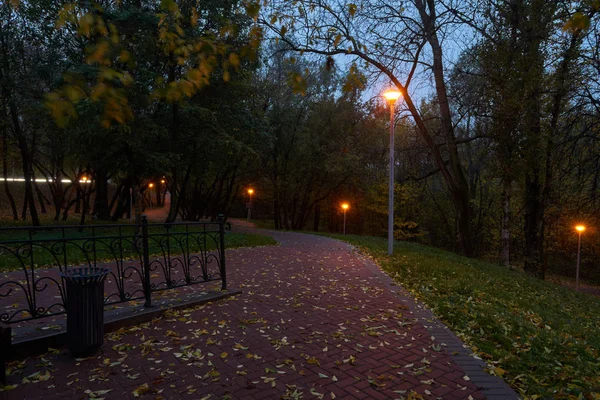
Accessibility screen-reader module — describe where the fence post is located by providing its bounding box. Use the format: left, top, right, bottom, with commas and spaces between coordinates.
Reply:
217, 214, 227, 290
142, 215, 152, 307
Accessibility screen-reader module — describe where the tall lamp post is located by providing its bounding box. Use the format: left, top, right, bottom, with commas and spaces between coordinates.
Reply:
247, 188, 254, 221
341, 203, 349, 235
575, 224, 586, 291
148, 183, 154, 208
382, 89, 402, 255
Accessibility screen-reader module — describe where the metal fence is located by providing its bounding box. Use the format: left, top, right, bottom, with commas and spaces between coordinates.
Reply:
0, 216, 226, 324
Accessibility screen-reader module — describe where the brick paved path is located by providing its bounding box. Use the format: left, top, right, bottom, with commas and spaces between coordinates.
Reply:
2, 231, 514, 399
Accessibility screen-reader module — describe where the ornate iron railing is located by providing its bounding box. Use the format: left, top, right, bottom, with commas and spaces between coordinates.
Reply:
0, 216, 226, 324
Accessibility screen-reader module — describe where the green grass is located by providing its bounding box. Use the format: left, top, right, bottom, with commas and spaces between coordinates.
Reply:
251, 219, 276, 230
0, 226, 276, 271
317, 233, 600, 399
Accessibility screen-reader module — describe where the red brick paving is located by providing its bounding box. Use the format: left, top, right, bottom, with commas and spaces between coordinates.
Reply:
2, 231, 495, 399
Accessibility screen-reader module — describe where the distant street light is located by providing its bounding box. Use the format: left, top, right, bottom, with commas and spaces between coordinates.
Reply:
148, 183, 155, 208
575, 225, 586, 291
247, 188, 254, 221
383, 89, 402, 255
341, 203, 349, 235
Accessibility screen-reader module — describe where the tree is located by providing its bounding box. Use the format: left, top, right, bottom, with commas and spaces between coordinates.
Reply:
264, 0, 477, 255
450, 0, 599, 277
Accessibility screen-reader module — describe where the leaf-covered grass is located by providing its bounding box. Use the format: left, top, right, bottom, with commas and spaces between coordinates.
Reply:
0, 226, 276, 272
318, 233, 600, 399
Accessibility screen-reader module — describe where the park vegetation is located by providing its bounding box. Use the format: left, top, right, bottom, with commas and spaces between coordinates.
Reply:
1, 0, 599, 284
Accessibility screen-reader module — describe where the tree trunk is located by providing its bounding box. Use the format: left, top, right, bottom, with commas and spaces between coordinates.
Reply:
12, 105, 39, 225
51, 168, 65, 221
94, 166, 110, 220
0, 30, 18, 221
273, 190, 279, 229
32, 180, 47, 214
313, 203, 320, 232
62, 187, 76, 221
521, 0, 547, 279
155, 180, 162, 207
166, 56, 180, 223
1, 125, 17, 220
415, 0, 473, 256
500, 179, 511, 268
75, 187, 82, 213
79, 186, 89, 226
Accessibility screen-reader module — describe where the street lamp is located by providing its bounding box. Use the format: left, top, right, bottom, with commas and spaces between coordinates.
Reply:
341, 203, 349, 235
575, 224, 586, 291
383, 89, 402, 255
148, 183, 155, 208
247, 188, 254, 221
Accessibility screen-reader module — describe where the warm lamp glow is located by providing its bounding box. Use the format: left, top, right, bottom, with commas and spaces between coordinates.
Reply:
160, 179, 166, 184
576, 225, 586, 232
341, 203, 349, 210
248, 189, 254, 195
382, 89, 402, 102
148, 183, 154, 188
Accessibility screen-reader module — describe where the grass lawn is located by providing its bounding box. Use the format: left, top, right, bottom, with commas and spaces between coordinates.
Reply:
0, 224, 277, 271
318, 233, 600, 399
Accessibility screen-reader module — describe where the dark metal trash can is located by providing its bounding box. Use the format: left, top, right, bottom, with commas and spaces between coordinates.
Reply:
0, 323, 10, 384
60, 267, 109, 357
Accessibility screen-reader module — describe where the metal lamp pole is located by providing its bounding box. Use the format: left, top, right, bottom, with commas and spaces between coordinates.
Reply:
382, 90, 401, 255
247, 189, 254, 221
341, 203, 349, 235
575, 225, 585, 291
388, 100, 395, 255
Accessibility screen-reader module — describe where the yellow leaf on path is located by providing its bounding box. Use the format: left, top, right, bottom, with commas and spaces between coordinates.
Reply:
306, 356, 320, 366
132, 383, 150, 397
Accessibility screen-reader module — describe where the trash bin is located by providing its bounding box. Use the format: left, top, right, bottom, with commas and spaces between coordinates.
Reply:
60, 267, 109, 357
0, 323, 10, 384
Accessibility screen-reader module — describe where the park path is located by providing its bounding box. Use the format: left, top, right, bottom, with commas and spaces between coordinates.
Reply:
2, 230, 515, 399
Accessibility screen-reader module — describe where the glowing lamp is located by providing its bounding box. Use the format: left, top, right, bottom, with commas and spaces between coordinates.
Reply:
341, 203, 349, 210
248, 189, 254, 195
576, 225, 586, 233
149, 183, 154, 188
382, 89, 402, 102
